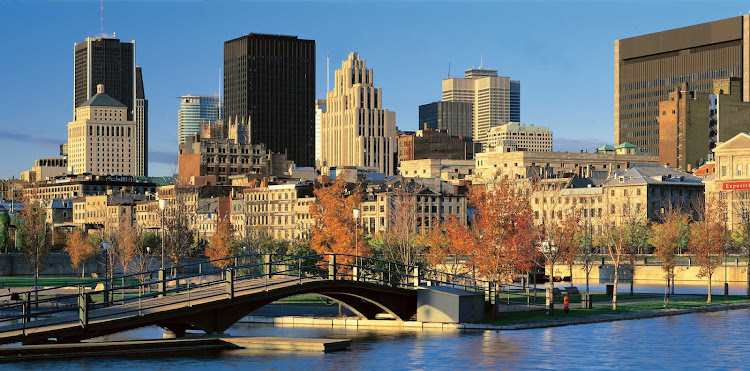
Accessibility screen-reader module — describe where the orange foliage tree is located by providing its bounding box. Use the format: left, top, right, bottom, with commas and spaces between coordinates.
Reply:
64, 229, 97, 278
421, 216, 467, 276
690, 195, 727, 303
205, 218, 236, 268
448, 178, 537, 303
649, 204, 690, 306
310, 177, 366, 269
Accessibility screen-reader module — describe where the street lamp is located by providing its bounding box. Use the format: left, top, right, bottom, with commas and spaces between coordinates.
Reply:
159, 199, 168, 270
353, 208, 361, 272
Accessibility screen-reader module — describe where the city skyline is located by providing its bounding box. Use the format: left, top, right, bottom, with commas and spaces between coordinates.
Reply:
1, 1, 749, 177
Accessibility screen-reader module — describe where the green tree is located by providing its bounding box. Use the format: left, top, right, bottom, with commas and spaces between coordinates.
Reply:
0, 209, 9, 252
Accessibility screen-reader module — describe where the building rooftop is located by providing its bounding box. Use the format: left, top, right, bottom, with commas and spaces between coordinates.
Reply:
78, 92, 126, 109
603, 165, 703, 186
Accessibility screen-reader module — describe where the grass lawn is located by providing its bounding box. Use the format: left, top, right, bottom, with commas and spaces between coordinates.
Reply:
0, 276, 140, 289
483, 295, 750, 326
269, 293, 339, 306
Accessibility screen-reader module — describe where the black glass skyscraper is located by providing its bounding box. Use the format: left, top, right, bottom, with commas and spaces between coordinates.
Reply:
74, 37, 135, 120
224, 33, 315, 167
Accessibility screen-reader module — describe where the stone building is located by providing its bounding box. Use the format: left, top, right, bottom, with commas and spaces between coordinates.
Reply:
321, 52, 398, 175
21, 158, 67, 184
67, 84, 137, 176
486, 122, 552, 152
397, 129, 475, 163
707, 132, 750, 231
398, 159, 475, 183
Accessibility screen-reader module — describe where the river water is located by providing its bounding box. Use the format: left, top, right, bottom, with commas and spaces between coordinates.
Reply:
5, 308, 750, 370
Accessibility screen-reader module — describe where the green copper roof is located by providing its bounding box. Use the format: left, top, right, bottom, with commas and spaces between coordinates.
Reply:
616, 142, 636, 149
597, 145, 615, 151
77, 93, 126, 108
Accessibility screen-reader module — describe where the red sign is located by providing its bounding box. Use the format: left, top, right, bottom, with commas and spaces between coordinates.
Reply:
723, 182, 750, 191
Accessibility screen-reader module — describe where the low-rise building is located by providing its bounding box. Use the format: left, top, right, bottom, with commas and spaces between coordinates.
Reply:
397, 128, 476, 163
708, 132, 750, 230
25, 174, 157, 202
398, 159, 475, 182
21, 158, 68, 183
485, 122, 552, 152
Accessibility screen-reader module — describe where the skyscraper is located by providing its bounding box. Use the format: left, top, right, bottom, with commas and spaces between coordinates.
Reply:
74, 36, 148, 176
321, 52, 398, 175
178, 95, 222, 145
315, 99, 326, 166
223, 33, 316, 167
418, 101, 473, 139
74, 37, 135, 120
442, 68, 521, 146
135, 67, 148, 176
615, 15, 750, 155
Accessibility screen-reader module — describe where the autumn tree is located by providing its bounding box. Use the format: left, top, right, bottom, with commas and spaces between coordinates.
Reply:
540, 202, 581, 311
164, 207, 194, 266
649, 204, 690, 306
421, 216, 467, 276
599, 204, 633, 311
115, 218, 140, 276
448, 177, 537, 311
206, 218, 236, 268
310, 177, 366, 270
18, 195, 51, 307
382, 183, 424, 275
690, 195, 727, 303
64, 229, 97, 278
732, 194, 750, 298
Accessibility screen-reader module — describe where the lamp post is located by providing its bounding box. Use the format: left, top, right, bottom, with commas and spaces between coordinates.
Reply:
353, 208, 361, 273
158, 199, 168, 270
103, 241, 110, 305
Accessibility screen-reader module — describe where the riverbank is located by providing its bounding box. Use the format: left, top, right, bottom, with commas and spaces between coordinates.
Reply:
239, 297, 750, 331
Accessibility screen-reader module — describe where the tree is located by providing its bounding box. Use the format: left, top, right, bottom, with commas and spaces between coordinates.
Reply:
310, 177, 366, 271
18, 195, 51, 307
649, 204, 690, 306
690, 195, 727, 303
421, 216, 467, 276
64, 229, 97, 278
0, 209, 10, 252
164, 207, 194, 267
115, 219, 140, 276
540, 203, 581, 312
381, 184, 424, 276
205, 218, 236, 268
599, 209, 632, 311
448, 177, 537, 311
732, 193, 750, 298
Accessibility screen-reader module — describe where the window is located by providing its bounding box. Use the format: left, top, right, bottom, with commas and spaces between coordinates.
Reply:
738, 165, 743, 177
722, 166, 727, 177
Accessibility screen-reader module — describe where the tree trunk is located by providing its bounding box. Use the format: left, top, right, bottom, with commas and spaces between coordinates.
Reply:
629, 265, 634, 296
585, 262, 590, 294
747, 251, 750, 298
82, 264, 85, 279
569, 264, 573, 287
34, 262, 39, 310
665, 276, 670, 306
707, 272, 712, 303
612, 263, 618, 311
548, 263, 555, 315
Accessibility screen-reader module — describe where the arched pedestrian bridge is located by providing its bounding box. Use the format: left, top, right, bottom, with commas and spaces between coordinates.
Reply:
0, 254, 494, 345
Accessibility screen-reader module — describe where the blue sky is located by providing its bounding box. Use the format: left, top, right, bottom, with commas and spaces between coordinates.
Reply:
0, 0, 748, 177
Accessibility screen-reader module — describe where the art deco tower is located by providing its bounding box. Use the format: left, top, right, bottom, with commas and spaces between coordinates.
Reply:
321, 52, 397, 175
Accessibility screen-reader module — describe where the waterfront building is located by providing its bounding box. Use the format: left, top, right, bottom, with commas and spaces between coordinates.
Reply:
24, 174, 156, 202
442, 68, 521, 145
397, 128, 475, 163
237, 182, 315, 241
615, 15, 750, 155
708, 132, 750, 231
67, 84, 137, 176
224, 33, 316, 167
474, 148, 659, 182
418, 101, 473, 139
486, 122, 552, 152
321, 52, 398, 175
178, 95, 222, 145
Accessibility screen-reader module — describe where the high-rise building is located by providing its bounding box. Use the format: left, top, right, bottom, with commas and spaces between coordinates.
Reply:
177, 95, 222, 145
74, 36, 148, 176
442, 68, 521, 145
418, 101, 473, 139
315, 99, 326, 166
135, 67, 148, 176
615, 15, 750, 155
67, 84, 136, 176
224, 33, 315, 167
74, 37, 135, 120
321, 52, 398, 175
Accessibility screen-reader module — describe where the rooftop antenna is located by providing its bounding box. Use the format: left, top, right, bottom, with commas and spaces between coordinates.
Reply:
100, 0, 104, 35
326, 53, 330, 93
447, 61, 451, 78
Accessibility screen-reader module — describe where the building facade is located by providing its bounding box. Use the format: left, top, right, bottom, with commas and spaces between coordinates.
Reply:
135, 67, 148, 176
615, 15, 750, 155
418, 101, 473, 139
67, 84, 137, 176
21, 158, 67, 183
709, 133, 750, 231
178, 95, 222, 145
74, 37, 136, 120
397, 129, 475, 163
321, 52, 398, 175
442, 68, 521, 145
398, 159, 475, 182
315, 99, 326, 166
223, 33, 315, 167
486, 122, 552, 152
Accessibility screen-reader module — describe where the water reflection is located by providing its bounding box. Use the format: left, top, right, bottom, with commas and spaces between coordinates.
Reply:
4, 309, 750, 370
